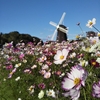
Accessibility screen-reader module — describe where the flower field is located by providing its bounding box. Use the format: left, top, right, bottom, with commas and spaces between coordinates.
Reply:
0, 36, 100, 100
0, 18, 100, 100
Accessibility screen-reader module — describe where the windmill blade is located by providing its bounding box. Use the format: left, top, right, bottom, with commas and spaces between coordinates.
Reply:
59, 26, 67, 33
58, 12, 66, 24
51, 29, 57, 40
49, 21, 57, 27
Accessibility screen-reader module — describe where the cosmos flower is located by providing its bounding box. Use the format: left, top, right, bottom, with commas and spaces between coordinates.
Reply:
8, 68, 17, 78
38, 55, 47, 63
79, 60, 88, 67
96, 51, 100, 57
3, 41, 13, 48
15, 76, 20, 81
24, 69, 31, 74
54, 49, 69, 64
46, 89, 56, 98
62, 88, 80, 100
19, 53, 25, 60
15, 63, 21, 68
62, 65, 87, 90
96, 58, 100, 63
38, 83, 46, 89
31, 64, 37, 69
86, 18, 96, 28
98, 33, 100, 37
42, 64, 49, 70
69, 52, 76, 58
88, 41, 100, 53
28, 85, 35, 94
44, 71, 51, 79
18, 98, 21, 100
89, 37, 99, 45
92, 81, 100, 98
89, 59, 100, 68
76, 35, 80, 39
6, 64, 13, 70
38, 90, 44, 99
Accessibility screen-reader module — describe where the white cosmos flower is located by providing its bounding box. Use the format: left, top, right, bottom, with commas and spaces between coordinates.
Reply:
42, 64, 49, 70
86, 18, 96, 28
89, 41, 100, 53
70, 52, 76, 58
15, 76, 20, 81
54, 49, 69, 64
46, 89, 56, 98
38, 90, 44, 99
96, 58, 100, 63
79, 60, 88, 67
28, 85, 34, 94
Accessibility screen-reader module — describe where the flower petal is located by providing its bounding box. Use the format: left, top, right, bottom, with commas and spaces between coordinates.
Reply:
54, 60, 62, 64
71, 68, 81, 79
62, 78, 75, 90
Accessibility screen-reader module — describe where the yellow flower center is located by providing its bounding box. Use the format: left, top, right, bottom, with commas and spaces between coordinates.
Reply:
81, 60, 85, 66
76, 35, 80, 39
97, 53, 100, 57
92, 62, 96, 66
60, 55, 64, 60
74, 78, 81, 85
92, 40, 96, 44
29, 86, 34, 91
98, 33, 100, 37
89, 22, 93, 26
86, 47, 90, 52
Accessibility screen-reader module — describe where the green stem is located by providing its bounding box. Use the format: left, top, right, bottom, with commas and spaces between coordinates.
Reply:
79, 25, 85, 36
83, 88, 86, 100
93, 25, 100, 33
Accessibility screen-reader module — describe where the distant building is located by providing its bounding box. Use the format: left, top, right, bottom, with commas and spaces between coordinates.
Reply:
86, 31, 97, 38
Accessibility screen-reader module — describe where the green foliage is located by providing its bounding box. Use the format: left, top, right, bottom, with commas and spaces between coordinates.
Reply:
0, 38, 100, 100
0, 31, 43, 46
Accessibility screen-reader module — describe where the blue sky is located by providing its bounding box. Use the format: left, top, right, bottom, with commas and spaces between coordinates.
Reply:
0, 0, 100, 40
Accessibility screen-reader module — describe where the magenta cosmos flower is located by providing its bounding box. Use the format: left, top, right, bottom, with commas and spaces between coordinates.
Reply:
92, 81, 100, 98
62, 65, 87, 90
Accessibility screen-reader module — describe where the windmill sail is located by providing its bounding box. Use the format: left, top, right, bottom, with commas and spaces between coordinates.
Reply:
49, 12, 66, 40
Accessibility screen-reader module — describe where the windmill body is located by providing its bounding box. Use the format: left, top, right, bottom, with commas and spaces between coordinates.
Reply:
57, 24, 67, 42
49, 12, 68, 42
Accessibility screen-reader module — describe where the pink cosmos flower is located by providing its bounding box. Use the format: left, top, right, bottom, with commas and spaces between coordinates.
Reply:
42, 64, 49, 70
63, 88, 80, 100
44, 71, 51, 79
39, 69, 46, 75
19, 53, 25, 60
38, 83, 46, 89
38, 55, 47, 62
55, 70, 61, 76
62, 65, 87, 90
8, 68, 17, 78
6, 64, 13, 70
24, 69, 31, 74
92, 81, 100, 98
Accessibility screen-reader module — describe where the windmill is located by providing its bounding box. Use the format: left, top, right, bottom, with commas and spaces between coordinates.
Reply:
49, 12, 68, 42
